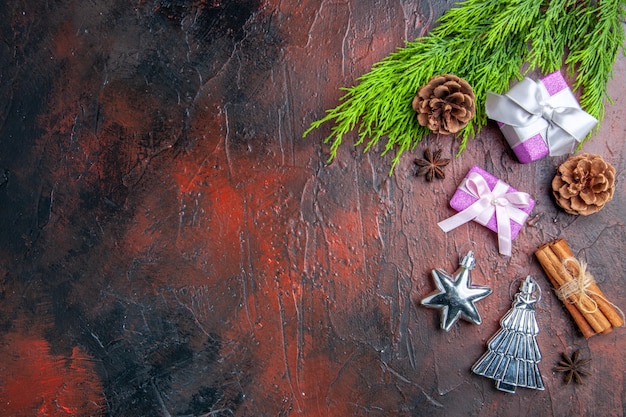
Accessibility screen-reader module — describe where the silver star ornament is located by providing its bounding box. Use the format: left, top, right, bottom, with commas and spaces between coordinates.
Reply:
421, 251, 492, 331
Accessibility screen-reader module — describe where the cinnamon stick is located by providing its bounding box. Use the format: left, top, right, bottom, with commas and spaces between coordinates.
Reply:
537, 242, 610, 333
535, 246, 596, 338
535, 239, 623, 338
549, 239, 625, 330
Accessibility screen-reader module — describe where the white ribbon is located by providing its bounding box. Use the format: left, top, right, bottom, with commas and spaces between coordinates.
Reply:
486, 77, 597, 156
438, 172, 531, 256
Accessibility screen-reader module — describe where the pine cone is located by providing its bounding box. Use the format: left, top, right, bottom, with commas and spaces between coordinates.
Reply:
552, 153, 615, 215
412, 74, 475, 135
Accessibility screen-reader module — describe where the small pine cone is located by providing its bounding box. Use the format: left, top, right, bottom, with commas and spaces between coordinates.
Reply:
552, 153, 615, 216
412, 74, 475, 135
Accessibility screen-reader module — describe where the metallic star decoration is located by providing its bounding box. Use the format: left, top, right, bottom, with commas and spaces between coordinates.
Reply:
421, 251, 492, 331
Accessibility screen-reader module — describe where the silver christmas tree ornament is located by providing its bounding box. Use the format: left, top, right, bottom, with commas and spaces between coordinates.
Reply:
421, 251, 492, 331
472, 275, 545, 393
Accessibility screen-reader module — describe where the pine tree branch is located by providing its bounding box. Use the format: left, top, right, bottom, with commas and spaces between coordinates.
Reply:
303, 0, 626, 173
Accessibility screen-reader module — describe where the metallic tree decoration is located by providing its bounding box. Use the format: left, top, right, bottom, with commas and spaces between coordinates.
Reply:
421, 251, 492, 331
472, 275, 545, 393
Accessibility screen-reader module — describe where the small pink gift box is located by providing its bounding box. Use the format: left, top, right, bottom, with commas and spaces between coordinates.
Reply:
438, 166, 535, 256
486, 71, 597, 164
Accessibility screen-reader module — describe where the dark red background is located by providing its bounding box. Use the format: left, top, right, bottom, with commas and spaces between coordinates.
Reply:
0, 1, 624, 416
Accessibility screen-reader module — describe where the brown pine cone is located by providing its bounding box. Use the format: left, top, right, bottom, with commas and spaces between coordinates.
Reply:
552, 153, 615, 216
412, 74, 475, 135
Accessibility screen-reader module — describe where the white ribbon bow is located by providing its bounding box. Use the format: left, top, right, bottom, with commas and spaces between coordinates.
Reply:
486, 77, 597, 156
438, 172, 531, 256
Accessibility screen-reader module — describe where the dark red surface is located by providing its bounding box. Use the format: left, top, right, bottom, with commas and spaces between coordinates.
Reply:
0, 1, 624, 416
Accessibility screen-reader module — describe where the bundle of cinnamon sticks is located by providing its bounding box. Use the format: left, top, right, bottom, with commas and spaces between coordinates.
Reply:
535, 238, 624, 338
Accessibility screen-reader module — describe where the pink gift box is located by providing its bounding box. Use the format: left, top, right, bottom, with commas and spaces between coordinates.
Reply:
498, 119, 550, 164
496, 71, 585, 164
448, 166, 535, 240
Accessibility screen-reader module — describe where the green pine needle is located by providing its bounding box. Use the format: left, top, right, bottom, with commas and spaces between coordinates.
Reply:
303, 0, 626, 174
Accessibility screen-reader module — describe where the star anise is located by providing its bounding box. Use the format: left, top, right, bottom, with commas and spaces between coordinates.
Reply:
414, 148, 450, 181
554, 350, 591, 385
